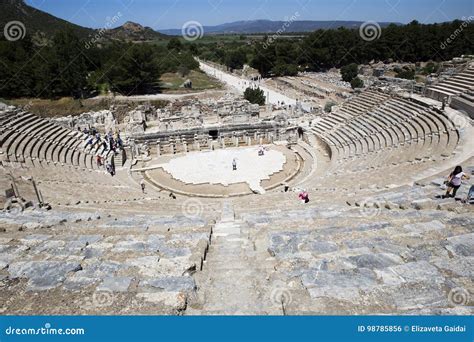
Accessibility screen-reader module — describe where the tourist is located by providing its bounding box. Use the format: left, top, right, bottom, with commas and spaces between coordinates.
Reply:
140, 179, 146, 193
232, 158, 237, 171
258, 146, 264, 156
106, 162, 115, 177
106, 162, 112, 175
444, 165, 470, 198
96, 155, 102, 167
86, 137, 94, 148
298, 190, 309, 203
169, 192, 176, 200
117, 134, 123, 150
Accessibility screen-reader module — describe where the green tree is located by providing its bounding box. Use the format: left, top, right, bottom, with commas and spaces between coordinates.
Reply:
272, 63, 298, 77
350, 77, 364, 89
50, 30, 89, 97
188, 43, 199, 55
341, 63, 359, 83
394, 67, 415, 80
224, 48, 247, 70
421, 62, 439, 75
324, 100, 337, 113
244, 87, 266, 105
106, 44, 161, 95
251, 39, 276, 77
167, 37, 182, 51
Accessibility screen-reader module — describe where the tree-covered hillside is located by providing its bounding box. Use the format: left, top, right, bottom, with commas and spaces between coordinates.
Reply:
198, 20, 474, 77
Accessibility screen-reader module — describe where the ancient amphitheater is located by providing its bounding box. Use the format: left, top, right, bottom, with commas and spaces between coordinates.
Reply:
0, 61, 473, 316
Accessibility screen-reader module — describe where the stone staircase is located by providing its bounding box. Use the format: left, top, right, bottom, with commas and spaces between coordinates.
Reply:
189, 201, 281, 315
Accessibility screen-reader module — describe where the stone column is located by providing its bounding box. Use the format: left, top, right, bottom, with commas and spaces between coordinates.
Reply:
208, 137, 213, 150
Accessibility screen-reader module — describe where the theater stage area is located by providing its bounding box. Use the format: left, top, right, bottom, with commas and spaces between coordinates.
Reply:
140, 145, 304, 197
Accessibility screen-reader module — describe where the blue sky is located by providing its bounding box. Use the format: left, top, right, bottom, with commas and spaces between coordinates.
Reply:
26, 0, 473, 29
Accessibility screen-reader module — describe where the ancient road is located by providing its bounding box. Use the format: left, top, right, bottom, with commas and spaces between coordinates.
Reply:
199, 60, 312, 111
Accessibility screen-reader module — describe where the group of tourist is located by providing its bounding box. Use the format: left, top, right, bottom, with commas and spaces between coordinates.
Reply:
78, 126, 123, 176
80, 127, 124, 155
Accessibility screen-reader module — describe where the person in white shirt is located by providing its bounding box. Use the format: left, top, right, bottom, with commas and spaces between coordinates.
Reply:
444, 165, 470, 198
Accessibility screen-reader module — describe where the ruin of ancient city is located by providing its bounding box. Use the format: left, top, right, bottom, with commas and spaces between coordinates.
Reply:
0, 0, 473, 327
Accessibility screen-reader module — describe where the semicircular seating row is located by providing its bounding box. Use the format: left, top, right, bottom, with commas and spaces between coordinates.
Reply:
426, 64, 474, 101
311, 89, 460, 172
0, 109, 112, 170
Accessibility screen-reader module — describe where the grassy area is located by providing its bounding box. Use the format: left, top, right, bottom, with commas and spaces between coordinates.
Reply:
160, 69, 222, 93
3, 97, 168, 118
1, 69, 220, 118
3, 97, 113, 118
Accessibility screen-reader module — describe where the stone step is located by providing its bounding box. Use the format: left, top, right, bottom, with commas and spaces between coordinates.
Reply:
204, 259, 274, 270
186, 307, 282, 315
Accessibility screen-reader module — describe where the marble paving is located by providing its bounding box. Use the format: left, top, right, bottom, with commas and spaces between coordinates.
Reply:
159, 146, 286, 192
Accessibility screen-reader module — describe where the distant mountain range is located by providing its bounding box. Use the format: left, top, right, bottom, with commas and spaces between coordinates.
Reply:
0, 0, 401, 43
158, 19, 401, 35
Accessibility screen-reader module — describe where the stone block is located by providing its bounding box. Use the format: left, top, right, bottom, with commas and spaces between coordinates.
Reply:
387, 261, 443, 283
403, 220, 446, 234
348, 253, 402, 269
140, 276, 196, 292
8, 261, 82, 290
411, 199, 436, 210
97, 276, 132, 292
446, 233, 474, 257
